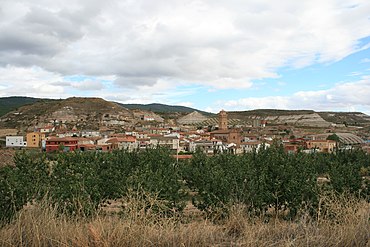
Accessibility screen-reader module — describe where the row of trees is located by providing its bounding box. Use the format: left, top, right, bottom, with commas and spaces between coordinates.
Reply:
0, 144, 369, 223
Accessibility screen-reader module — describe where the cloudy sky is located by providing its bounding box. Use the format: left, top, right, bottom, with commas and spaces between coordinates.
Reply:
0, 0, 370, 114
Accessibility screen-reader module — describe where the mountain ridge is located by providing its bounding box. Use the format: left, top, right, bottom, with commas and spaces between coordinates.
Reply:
1, 97, 370, 129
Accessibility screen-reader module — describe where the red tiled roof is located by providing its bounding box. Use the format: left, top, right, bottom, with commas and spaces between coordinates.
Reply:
47, 137, 78, 142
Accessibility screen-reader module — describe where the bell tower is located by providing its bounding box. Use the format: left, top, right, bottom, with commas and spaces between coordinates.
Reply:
219, 110, 228, 130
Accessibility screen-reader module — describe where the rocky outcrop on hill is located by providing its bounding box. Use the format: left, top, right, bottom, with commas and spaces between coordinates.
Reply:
132, 109, 164, 123
264, 113, 331, 127
227, 110, 332, 127
177, 111, 209, 125
318, 112, 370, 126
0, 97, 136, 131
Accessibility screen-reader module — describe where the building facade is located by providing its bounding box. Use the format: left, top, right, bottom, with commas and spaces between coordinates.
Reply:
305, 140, 337, 153
218, 110, 228, 130
45, 137, 78, 152
26, 132, 46, 148
6, 136, 27, 148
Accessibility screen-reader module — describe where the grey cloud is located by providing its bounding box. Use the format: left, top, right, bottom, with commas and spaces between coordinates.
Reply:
114, 76, 158, 88
51, 80, 104, 91
1, 0, 370, 91
0, 28, 63, 56
23, 6, 84, 41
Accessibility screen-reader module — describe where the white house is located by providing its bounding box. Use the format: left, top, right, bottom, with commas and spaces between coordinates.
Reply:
6, 136, 27, 148
81, 130, 100, 137
39, 126, 55, 133
150, 136, 179, 150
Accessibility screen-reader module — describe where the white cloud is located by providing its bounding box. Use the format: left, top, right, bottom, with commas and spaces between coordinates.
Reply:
176, 102, 194, 107
220, 76, 370, 114
0, 0, 369, 93
0, 66, 66, 97
71, 81, 104, 91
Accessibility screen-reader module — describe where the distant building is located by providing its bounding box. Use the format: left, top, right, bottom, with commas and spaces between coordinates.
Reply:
150, 136, 179, 150
210, 110, 241, 147
107, 136, 138, 152
239, 141, 271, 153
189, 139, 225, 154
252, 119, 267, 128
45, 137, 78, 152
39, 126, 55, 133
6, 136, 27, 148
81, 130, 100, 137
218, 110, 228, 130
142, 115, 155, 121
305, 140, 337, 153
26, 132, 46, 148
210, 128, 241, 147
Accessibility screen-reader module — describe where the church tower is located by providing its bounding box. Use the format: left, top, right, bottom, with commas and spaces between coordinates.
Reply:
219, 110, 228, 130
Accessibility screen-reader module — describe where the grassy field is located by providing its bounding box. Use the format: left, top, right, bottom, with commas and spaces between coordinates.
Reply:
0, 193, 368, 247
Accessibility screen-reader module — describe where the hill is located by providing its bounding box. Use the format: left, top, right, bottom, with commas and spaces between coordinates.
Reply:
318, 112, 370, 126
1, 97, 370, 129
120, 103, 213, 116
0, 97, 134, 131
177, 111, 210, 125
226, 109, 370, 127
0, 96, 45, 117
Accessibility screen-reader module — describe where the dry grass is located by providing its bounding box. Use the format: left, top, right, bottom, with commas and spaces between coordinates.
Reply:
0, 194, 369, 247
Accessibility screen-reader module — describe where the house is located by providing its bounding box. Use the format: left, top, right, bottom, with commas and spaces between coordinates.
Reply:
150, 127, 171, 135
189, 139, 214, 154
26, 132, 46, 148
45, 137, 78, 152
284, 144, 300, 154
81, 130, 101, 137
39, 126, 55, 133
210, 128, 241, 147
96, 144, 114, 152
107, 136, 138, 151
305, 140, 337, 153
189, 139, 225, 154
6, 136, 27, 148
150, 136, 179, 150
78, 144, 97, 152
137, 138, 151, 149
240, 140, 261, 153
252, 119, 267, 128
142, 115, 155, 121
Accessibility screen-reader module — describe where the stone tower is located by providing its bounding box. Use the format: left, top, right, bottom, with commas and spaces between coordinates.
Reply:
219, 110, 228, 130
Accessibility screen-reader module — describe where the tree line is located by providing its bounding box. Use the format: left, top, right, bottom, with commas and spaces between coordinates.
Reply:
0, 143, 369, 223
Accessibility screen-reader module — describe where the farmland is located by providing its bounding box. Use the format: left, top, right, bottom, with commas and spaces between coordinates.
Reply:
0, 145, 369, 246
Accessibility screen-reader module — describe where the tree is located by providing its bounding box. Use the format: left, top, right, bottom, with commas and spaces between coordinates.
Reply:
327, 134, 340, 143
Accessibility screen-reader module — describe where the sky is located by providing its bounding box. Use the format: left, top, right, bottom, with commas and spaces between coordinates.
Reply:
0, 0, 370, 114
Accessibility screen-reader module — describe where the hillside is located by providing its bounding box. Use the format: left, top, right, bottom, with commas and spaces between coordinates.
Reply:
1, 97, 370, 129
227, 109, 370, 127
318, 112, 370, 126
177, 111, 210, 125
0, 96, 45, 117
0, 97, 135, 131
120, 103, 214, 116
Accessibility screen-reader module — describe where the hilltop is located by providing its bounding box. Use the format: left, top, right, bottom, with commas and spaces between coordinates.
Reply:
120, 103, 214, 116
227, 109, 370, 127
0, 97, 134, 131
1, 97, 370, 130
0, 97, 214, 117
0, 96, 44, 117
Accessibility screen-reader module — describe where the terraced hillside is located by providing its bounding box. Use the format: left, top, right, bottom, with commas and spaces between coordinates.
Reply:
0, 97, 135, 131
0, 97, 43, 117
227, 109, 370, 127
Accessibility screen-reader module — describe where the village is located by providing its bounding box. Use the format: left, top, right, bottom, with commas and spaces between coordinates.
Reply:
3, 109, 368, 157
